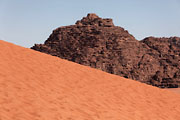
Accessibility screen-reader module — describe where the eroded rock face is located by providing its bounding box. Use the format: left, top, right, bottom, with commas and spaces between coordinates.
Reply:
141, 37, 180, 87
31, 13, 180, 88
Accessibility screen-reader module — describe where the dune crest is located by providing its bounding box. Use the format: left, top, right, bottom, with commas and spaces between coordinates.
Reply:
1, 40, 180, 120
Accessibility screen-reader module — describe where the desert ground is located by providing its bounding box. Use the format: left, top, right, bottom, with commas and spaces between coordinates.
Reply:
167, 88, 180, 94
0, 40, 180, 120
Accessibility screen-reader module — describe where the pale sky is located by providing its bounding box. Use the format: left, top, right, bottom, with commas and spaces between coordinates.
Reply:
0, 0, 180, 47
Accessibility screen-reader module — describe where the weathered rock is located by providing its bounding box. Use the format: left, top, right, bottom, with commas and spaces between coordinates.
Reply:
75, 13, 114, 27
31, 13, 180, 88
141, 37, 180, 87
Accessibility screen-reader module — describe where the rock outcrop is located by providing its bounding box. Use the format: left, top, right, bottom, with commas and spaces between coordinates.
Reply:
141, 37, 180, 87
31, 13, 180, 88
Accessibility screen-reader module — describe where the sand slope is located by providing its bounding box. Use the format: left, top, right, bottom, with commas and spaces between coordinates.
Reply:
167, 88, 180, 94
0, 40, 180, 120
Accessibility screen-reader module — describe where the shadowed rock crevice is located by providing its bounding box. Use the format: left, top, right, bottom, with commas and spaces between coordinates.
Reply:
31, 13, 180, 88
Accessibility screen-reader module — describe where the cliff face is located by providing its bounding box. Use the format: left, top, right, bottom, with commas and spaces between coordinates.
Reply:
31, 13, 180, 88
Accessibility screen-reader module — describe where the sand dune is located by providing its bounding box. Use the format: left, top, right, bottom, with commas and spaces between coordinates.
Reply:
0, 40, 180, 120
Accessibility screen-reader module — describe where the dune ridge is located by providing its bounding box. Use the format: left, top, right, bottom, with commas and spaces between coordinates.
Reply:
0, 40, 180, 120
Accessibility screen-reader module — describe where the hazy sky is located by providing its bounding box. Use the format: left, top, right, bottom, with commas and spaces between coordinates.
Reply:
0, 0, 180, 47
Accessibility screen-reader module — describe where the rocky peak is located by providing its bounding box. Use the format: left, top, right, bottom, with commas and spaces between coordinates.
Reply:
31, 13, 180, 88
75, 13, 114, 27
87, 13, 99, 19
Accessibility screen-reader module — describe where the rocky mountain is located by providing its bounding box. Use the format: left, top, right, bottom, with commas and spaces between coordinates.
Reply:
31, 13, 180, 88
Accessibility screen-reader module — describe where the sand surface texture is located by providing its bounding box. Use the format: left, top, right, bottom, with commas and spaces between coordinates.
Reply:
167, 88, 180, 94
0, 40, 180, 120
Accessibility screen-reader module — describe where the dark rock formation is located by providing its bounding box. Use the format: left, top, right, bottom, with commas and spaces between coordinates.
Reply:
141, 37, 180, 87
31, 13, 180, 88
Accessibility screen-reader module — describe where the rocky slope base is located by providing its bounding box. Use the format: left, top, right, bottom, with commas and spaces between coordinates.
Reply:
31, 13, 180, 88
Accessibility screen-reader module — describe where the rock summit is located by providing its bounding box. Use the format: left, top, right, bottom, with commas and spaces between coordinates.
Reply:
31, 13, 180, 88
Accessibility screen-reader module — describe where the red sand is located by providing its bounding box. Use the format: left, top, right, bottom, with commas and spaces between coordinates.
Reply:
167, 88, 180, 94
0, 40, 180, 120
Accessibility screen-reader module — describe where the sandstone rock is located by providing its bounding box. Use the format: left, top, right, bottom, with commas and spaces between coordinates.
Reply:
75, 13, 114, 27
31, 14, 180, 88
